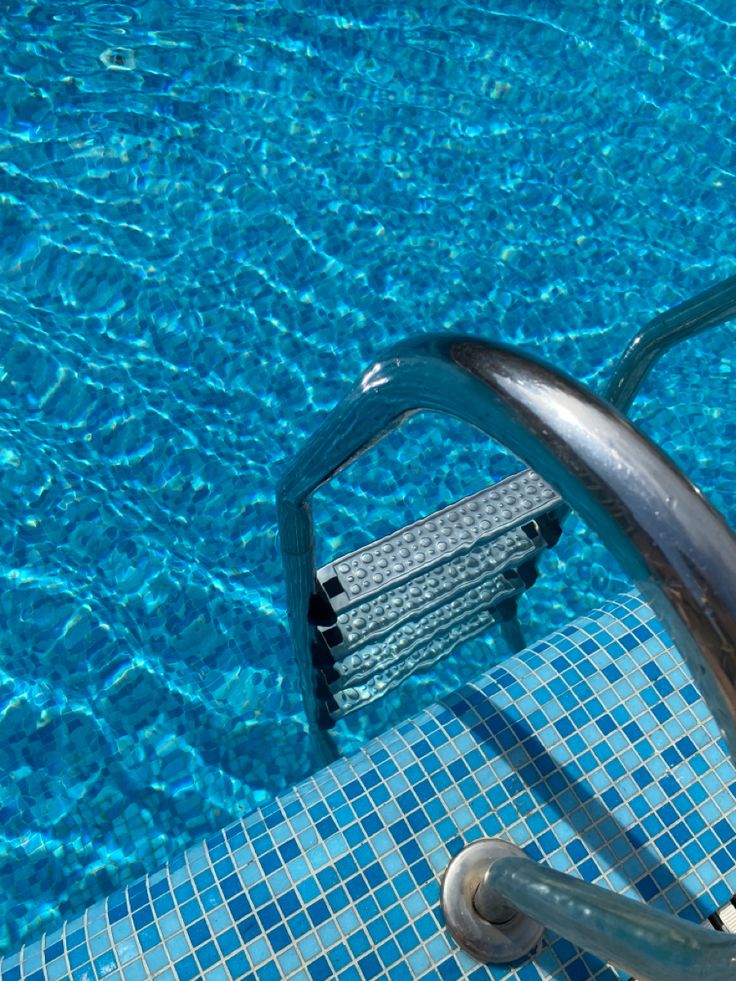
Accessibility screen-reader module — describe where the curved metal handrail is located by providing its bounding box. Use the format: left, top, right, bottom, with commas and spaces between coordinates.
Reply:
277, 335, 736, 763
279, 273, 736, 759
606, 272, 736, 412
524, 272, 736, 632
277, 334, 736, 974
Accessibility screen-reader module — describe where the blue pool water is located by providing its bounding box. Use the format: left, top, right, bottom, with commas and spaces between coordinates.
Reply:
1, 0, 735, 954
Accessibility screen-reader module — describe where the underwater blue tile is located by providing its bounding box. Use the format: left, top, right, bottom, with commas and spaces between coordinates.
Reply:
305, 898, 330, 928
327, 834, 350, 858
186, 918, 211, 948
205, 968, 229, 981
258, 850, 280, 875
142, 945, 169, 976
44, 943, 64, 965
93, 950, 118, 980
127, 885, 149, 913
193, 869, 214, 895
267, 924, 290, 953
121, 963, 148, 981
200, 886, 222, 913
89, 934, 109, 959
111, 920, 132, 945
244, 937, 270, 968
161, 929, 189, 964
213, 856, 234, 881
406, 947, 431, 975
355, 894, 379, 924
324, 943, 349, 974
179, 898, 204, 928
286, 909, 310, 940
153, 892, 175, 917
66, 931, 86, 953
224, 951, 250, 978
173, 956, 199, 981
204, 836, 228, 863
346, 927, 371, 959
193, 941, 219, 971
356, 951, 382, 979
131, 906, 153, 932
352, 843, 375, 870
278, 838, 300, 863
315, 816, 338, 840
324, 885, 348, 914
69, 947, 90, 971
6, 594, 736, 981
236, 916, 260, 945
149, 876, 169, 901
172, 882, 194, 906
256, 960, 280, 981
307, 955, 331, 981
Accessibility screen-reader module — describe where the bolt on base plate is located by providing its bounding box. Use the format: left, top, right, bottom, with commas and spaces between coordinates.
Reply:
441, 838, 544, 964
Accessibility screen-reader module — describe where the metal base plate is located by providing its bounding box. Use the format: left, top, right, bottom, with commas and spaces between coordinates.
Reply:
441, 838, 544, 964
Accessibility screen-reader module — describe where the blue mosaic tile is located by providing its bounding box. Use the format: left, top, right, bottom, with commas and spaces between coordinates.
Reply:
3, 593, 736, 979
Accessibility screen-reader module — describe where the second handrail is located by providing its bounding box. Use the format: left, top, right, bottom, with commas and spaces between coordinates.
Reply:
605, 272, 736, 412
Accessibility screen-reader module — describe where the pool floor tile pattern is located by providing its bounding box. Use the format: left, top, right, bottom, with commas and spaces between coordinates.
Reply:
3, 592, 736, 980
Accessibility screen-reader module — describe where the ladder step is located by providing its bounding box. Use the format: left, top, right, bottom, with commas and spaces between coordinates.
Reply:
311, 469, 564, 725
711, 897, 736, 933
328, 570, 524, 690
316, 470, 561, 613
319, 526, 542, 658
329, 600, 508, 720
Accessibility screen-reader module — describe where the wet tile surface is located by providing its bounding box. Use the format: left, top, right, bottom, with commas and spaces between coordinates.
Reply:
3, 592, 735, 979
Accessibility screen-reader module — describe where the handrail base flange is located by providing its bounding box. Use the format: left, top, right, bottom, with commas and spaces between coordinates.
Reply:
441, 838, 544, 964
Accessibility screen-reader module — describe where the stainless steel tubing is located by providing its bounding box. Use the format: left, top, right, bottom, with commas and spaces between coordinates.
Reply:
478, 850, 736, 980
278, 272, 736, 761
277, 335, 736, 765
606, 272, 736, 413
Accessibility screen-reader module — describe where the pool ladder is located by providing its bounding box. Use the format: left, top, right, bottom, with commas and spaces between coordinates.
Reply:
278, 272, 736, 742
312, 470, 562, 722
277, 272, 736, 980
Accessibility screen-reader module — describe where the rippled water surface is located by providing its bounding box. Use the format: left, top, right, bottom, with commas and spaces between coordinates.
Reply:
1, 0, 736, 952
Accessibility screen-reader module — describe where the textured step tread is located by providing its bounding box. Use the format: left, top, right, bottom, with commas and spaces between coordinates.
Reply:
711, 896, 736, 932
317, 469, 560, 612
328, 571, 522, 691
330, 604, 503, 720
322, 527, 539, 657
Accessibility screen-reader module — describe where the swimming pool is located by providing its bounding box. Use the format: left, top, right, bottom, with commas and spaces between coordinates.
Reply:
1, 0, 735, 955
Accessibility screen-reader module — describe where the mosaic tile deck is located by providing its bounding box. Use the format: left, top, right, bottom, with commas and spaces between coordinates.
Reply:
3, 591, 736, 980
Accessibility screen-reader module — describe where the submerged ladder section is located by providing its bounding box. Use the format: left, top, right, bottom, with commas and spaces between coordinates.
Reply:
278, 272, 736, 751
312, 472, 562, 720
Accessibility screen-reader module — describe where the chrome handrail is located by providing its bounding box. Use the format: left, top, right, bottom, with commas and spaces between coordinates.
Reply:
521, 272, 736, 632
606, 272, 736, 412
277, 335, 736, 762
442, 839, 736, 978
279, 273, 736, 760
